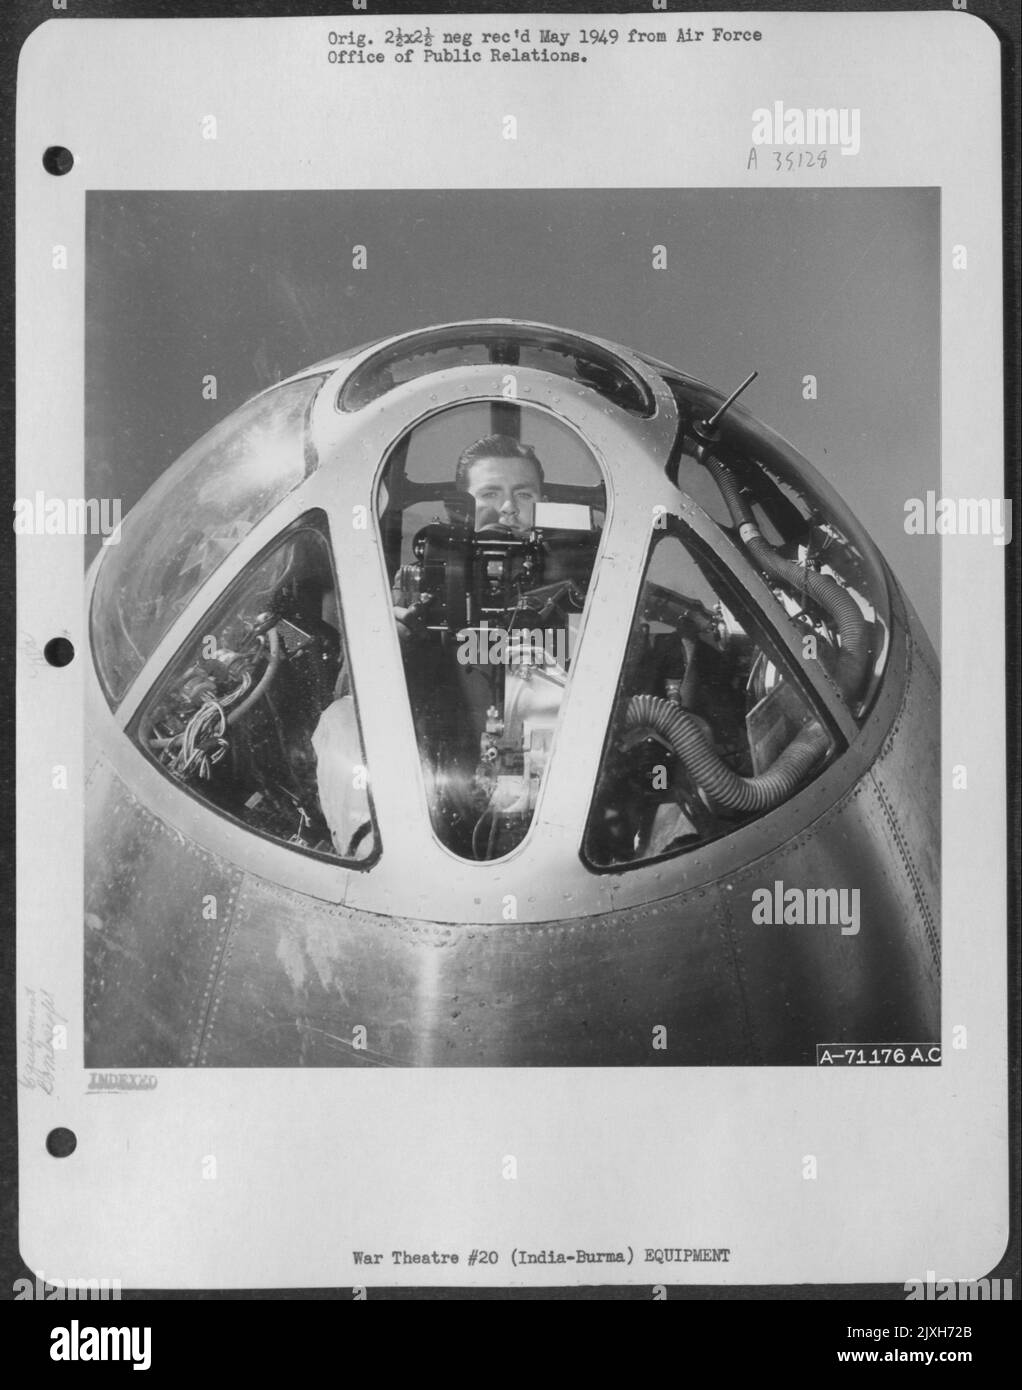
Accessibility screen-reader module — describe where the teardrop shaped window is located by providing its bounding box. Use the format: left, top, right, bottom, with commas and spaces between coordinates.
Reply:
375, 401, 607, 860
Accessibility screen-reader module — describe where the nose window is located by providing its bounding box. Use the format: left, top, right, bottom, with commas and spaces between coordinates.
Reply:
370, 402, 606, 860
92, 376, 324, 706
584, 520, 838, 868
339, 324, 654, 416
658, 370, 891, 719
132, 512, 377, 864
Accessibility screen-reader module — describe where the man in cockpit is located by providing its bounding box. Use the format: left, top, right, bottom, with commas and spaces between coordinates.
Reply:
392, 434, 547, 639
313, 433, 595, 860
456, 433, 545, 534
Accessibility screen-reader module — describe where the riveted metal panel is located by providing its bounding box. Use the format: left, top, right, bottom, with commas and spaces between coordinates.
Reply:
198, 878, 432, 1067
720, 788, 939, 1065
199, 873, 738, 1067
84, 758, 244, 1067
868, 626, 941, 974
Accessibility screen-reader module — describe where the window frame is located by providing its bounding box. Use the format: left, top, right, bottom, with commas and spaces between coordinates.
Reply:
125, 509, 381, 871
654, 365, 893, 722
580, 513, 849, 874
371, 397, 613, 865
340, 323, 656, 418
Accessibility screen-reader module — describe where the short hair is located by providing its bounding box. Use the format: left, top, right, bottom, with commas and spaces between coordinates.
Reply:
455, 434, 545, 493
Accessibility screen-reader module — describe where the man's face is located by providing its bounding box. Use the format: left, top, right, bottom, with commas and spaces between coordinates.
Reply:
466, 456, 543, 535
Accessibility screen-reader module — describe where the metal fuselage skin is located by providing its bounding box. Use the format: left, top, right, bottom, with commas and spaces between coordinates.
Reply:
84, 325, 940, 1068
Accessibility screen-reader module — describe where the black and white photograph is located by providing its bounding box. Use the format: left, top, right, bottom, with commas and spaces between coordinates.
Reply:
7, 1, 1014, 1316
81, 189, 941, 1069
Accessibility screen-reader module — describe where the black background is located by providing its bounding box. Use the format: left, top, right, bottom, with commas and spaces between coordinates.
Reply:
1, 0, 1017, 1344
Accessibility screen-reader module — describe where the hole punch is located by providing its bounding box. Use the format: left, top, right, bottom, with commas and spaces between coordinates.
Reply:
46, 1127, 77, 1158
42, 146, 74, 176
44, 637, 75, 667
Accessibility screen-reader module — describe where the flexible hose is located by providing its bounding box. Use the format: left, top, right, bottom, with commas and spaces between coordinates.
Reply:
625, 694, 830, 815
701, 453, 870, 703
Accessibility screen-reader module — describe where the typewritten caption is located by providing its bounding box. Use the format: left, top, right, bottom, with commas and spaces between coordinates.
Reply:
353, 1246, 731, 1267
325, 25, 765, 66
